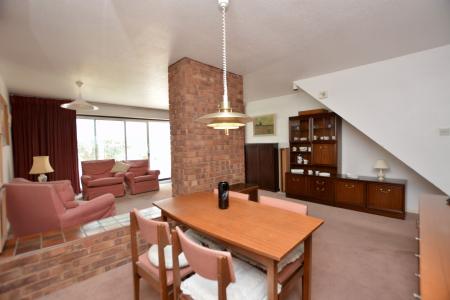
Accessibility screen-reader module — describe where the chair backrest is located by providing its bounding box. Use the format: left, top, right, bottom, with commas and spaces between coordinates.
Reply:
124, 160, 149, 177
213, 188, 249, 201
259, 195, 307, 215
81, 159, 115, 179
132, 208, 170, 245
174, 226, 235, 282
5, 182, 66, 236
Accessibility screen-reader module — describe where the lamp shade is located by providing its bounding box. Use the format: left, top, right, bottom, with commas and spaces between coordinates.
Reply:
29, 156, 54, 174
373, 159, 389, 170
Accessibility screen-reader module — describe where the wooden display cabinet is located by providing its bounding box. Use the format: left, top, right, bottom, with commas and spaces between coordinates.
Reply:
286, 110, 406, 219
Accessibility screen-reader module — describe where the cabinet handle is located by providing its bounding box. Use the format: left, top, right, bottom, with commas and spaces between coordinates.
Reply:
344, 184, 355, 189
378, 188, 391, 193
316, 187, 325, 192
413, 293, 421, 300
414, 253, 420, 258
316, 180, 325, 185
414, 273, 420, 278
415, 237, 420, 241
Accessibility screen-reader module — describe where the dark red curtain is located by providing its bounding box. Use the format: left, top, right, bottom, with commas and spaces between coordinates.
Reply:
10, 95, 81, 193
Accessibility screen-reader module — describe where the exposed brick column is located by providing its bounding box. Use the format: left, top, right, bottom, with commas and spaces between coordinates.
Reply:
169, 58, 245, 196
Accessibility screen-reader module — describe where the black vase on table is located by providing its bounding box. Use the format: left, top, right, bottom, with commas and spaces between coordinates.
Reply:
218, 181, 229, 209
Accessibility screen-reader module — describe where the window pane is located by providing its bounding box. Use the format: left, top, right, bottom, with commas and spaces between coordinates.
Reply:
126, 121, 148, 160
77, 118, 96, 162
148, 121, 171, 179
96, 120, 126, 161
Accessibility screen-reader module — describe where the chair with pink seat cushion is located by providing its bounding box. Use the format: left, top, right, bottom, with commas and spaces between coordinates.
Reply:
172, 226, 271, 300
5, 179, 116, 237
130, 209, 192, 300
124, 160, 160, 195
258, 195, 308, 299
81, 159, 125, 200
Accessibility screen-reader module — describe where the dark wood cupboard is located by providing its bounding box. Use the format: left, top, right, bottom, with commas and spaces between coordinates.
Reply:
245, 143, 279, 192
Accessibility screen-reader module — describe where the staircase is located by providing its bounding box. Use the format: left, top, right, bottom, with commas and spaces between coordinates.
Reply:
294, 45, 450, 196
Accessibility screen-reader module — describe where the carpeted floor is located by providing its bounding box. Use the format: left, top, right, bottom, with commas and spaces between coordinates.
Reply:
41, 189, 419, 300
113, 181, 172, 215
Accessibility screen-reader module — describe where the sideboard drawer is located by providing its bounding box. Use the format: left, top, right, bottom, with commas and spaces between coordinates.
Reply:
335, 180, 366, 208
367, 183, 404, 213
310, 177, 334, 204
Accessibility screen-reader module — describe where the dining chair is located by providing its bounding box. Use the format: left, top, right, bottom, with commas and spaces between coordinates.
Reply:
130, 209, 192, 300
171, 226, 268, 300
213, 188, 249, 200
258, 195, 308, 299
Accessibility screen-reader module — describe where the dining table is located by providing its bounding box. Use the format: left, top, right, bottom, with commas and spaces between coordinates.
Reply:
153, 191, 324, 300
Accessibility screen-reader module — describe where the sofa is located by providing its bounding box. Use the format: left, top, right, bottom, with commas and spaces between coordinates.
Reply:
81, 159, 125, 200
5, 179, 116, 237
124, 160, 160, 195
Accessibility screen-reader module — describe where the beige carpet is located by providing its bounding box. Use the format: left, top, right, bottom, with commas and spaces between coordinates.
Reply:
113, 181, 173, 215
41, 189, 418, 300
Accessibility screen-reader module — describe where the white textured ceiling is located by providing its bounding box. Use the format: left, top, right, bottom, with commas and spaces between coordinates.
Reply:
0, 0, 449, 108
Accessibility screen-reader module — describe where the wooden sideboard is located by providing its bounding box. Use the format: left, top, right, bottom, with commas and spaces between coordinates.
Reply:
286, 173, 406, 219
417, 194, 450, 300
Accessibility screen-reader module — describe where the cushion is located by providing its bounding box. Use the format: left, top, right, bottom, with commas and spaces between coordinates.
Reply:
110, 161, 130, 173
147, 245, 189, 269
278, 242, 304, 272
63, 201, 79, 209
135, 174, 158, 183
87, 177, 123, 187
184, 229, 225, 251
181, 257, 281, 300
53, 182, 75, 204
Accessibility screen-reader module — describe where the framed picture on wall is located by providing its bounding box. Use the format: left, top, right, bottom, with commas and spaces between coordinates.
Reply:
253, 114, 275, 136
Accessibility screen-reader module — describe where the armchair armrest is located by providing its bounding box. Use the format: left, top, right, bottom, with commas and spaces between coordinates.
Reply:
61, 193, 116, 228
146, 170, 160, 177
114, 172, 126, 178
125, 172, 135, 181
81, 175, 92, 185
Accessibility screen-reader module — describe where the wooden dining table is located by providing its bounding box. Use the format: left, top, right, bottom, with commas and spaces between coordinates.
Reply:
153, 191, 324, 300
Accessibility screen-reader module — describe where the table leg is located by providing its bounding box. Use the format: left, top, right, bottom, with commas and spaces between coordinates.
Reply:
161, 211, 168, 222
302, 235, 312, 300
267, 260, 278, 300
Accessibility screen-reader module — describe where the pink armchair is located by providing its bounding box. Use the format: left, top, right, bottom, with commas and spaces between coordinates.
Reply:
124, 160, 160, 195
81, 159, 125, 200
5, 179, 116, 237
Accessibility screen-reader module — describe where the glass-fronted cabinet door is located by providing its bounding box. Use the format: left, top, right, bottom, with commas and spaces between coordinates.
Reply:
312, 113, 337, 142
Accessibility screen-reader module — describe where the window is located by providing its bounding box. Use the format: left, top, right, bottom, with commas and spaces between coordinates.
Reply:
148, 121, 171, 179
76, 119, 96, 162
76, 117, 171, 179
126, 121, 148, 160
96, 120, 126, 161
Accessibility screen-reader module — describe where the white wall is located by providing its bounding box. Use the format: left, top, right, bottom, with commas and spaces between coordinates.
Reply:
295, 45, 450, 196
77, 102, 169, 120
245, 93, 443, 213
245, 92, 326, 147
0, 75, 13, 182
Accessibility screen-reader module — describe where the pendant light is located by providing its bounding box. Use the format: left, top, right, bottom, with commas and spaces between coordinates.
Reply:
61, 81, 98, 111
196, 0, 252, 135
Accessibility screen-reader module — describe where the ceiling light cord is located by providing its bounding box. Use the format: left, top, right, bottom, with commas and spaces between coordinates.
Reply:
222, 6, 229, 109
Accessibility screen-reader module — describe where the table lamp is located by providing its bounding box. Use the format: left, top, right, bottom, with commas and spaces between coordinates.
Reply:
373, 159, 389, 181
29, 156, 54, 182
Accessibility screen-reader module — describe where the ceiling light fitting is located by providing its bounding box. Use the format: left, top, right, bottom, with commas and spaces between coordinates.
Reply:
61, 81, 98, 111
196, 0, 252, 135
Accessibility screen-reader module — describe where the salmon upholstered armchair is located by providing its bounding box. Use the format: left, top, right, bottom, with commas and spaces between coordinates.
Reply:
124, 160, 160, 195
5, 179, 116, 237
81, 159, 125, 200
